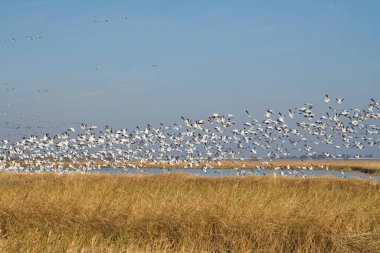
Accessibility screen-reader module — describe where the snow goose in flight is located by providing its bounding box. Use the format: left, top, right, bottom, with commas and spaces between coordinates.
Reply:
336, 98, 344, 105
324, 94, 330, 103
288, 109, 294, 119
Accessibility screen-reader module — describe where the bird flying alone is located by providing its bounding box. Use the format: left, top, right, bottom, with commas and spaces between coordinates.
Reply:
324, 94, 330, 103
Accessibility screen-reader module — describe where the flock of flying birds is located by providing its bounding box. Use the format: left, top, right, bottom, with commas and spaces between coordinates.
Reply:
94, 4, 128, 24
0, 96, 379, 175
1, 4, 126, 44
0, 35, 42, 43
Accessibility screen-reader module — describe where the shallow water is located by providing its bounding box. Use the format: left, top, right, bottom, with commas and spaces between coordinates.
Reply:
88, 168, 380, 180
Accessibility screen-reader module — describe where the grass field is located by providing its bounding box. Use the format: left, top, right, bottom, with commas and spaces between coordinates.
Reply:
0, 173, 378, 252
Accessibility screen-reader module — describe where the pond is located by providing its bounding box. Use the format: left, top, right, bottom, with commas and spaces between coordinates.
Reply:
88, 167, 380, 180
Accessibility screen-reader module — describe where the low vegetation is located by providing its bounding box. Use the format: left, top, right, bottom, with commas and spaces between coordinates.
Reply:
0, 173, 378, 252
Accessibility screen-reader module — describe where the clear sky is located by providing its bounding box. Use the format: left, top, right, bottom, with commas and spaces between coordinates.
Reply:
1, 0, 379, 138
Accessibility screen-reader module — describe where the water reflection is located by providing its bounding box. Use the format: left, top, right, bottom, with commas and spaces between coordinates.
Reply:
89, 168, 380, 180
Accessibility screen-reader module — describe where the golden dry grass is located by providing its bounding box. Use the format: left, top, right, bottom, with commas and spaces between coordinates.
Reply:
0, 173, 379, 252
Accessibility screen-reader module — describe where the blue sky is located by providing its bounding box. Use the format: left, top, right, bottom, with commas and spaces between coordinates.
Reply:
0, 0, 379, 137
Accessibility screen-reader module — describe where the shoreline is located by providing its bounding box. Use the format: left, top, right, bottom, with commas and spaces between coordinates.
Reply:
3, 159, 380, 175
